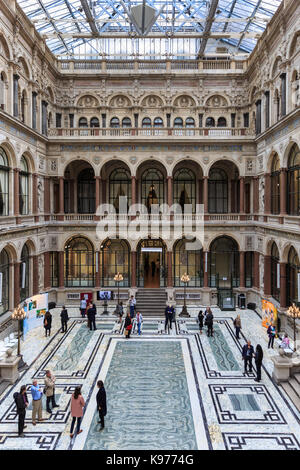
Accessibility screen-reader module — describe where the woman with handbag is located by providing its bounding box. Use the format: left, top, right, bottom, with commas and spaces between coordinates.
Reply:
124, 312, 132, 339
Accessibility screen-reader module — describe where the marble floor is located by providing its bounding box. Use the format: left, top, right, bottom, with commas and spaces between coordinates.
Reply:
0, 308, 299, 450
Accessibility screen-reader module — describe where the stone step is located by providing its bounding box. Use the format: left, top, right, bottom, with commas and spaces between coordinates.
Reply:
289, 377, 300, 397
280, 382, 300, 412
294, 373, 300, 385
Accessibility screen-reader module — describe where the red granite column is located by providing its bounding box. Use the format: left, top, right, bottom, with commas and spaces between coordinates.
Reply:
167, 176, 172, 207
14, 262, 20, 307
13, 168, 20, 223
44, 251, 50, 290
239, 251, 245, 288
44, 176, 50, 221
167, 251, 172, 287
280, 262, 287, 308
203, 251, 208, 288
58, 251, 64, 288
239, 177, 245, 214
253, 251, 260, 289
32, 255, 39, 295
203, 176, 208, 214
264, 255, 272, 296
264, 173, 271, 214
131, 251, 136, 287
95, 176, 101, 221
95, 251, 100, 288
280, 168, 287, 216
102, 178, 107, 204
58, 176, 64, 220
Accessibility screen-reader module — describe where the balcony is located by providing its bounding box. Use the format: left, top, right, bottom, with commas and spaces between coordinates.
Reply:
48, 127, 253, 140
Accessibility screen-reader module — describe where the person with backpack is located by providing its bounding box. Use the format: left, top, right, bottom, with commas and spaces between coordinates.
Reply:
70, 386, 85, 438
13, 385, 29, 437
44, 311, 52, 337
60, 306, 69, 333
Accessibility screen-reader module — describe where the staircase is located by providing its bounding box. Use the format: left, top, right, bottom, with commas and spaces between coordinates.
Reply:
280, 373, 300, 412
136, 288, 167, 317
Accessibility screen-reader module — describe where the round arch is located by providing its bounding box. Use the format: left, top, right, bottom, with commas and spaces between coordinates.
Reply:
209, 235, 240, 288
64, 236, 95, 287
100, 238, 130, 287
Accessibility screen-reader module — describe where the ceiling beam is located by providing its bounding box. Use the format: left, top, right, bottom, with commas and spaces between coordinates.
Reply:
79, 0, 99, 35
222, 0, 238, 33
36, 0, 69, 52
197, 0, 219, 59
42, 31, 262, 39
236, 0, 263, 49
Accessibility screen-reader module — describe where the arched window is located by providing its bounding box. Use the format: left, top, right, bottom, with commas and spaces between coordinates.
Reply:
208, 168, 228, 213
65, 237, 94, 287
110, 117, 120, 128
173, 239, 203, 287
0, 248, 9, 315
287, 143, 300, 215
141, 168, 164, 212
153, 117, 163, 127
0, 72, 6, 110
0, 147, 9, 216
21, 90, 27, 124
142, 117, 151, 128
209, 237, 239, 288
271, 242, 280, 302
122, 117, 131, 128
78, 117, 88, 128
109, 168, 131, 213
19, 155, 29, 215
206, 117, 215, 127
90, 117, 99, 128
217, 117, 227, 127
174, 117, 183, 127
102, 239, 130, 287
186, 117, 195, 127
77, 168, 95, 214
173, 168, 196, 212
287, 247, 300, 306
271, 153, 280, 214
20, 243, 30, 302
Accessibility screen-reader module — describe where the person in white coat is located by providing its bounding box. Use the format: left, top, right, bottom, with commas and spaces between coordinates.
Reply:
136, 311, 143, 335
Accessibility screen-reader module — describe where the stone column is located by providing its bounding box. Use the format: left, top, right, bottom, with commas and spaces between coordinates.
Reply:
102, 179, 106, 204
280, 262, 287, 308
44, 251, 50, 290
253, 251, 260, 289
58, 251, 64, 288
14, 262, 20, 307
95, 251, 100, 288
253, 176, 259, 214
167, 176, 172, 207
280, 168, 287, 216
239, 177, 245, 213
13, 168, 19, 219
131, 176, 136, 206
95, 176, 101, 210
44, 176, 50, 220
203, 251, 209, 288
32, 255, 38, 295
264, 255, 272, 296
239, 251, 245, 288
131, 251, 136, 287
203, 176, 208, 214
32, 173, 38, 219
59, 176, 64, 220
264, 173, 271, 214
167, 251, 172, 287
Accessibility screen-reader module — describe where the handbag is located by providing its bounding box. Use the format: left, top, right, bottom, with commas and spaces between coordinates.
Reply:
124, 329, 129, 337
126, 324, 132, 330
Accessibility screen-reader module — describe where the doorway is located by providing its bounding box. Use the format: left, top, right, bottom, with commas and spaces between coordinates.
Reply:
143, 252, 161, 288
137, 239, 166, 287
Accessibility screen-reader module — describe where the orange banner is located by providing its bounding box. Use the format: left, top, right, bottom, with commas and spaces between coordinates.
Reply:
261, 299, 277, 329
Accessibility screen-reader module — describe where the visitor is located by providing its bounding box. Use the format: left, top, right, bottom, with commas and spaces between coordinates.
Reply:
206, 309, 214, 337
280, 333, 290, 349
87, 303, 97, 331
13, 385, 28, 437
165, 304, 173, 331
44, 370, 59, 414
198, 310, 204, 334
80, 298, 87, 318
136, 311, 143, 335
96, 380, 107, 431
242, 340, 254, 373
124, 312, 132, 338
129, 295, 136, 318
31, 380, 44, 425
60, 306, 69, 333
43, 311, 52, 337
267, 323, 276, 349
116, 301, 124, 323
70, 386, 85, 438
233, 314, 242, 340
254, 344, 263, 382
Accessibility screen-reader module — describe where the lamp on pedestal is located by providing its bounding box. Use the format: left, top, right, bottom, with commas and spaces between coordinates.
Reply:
11, 306, 28, 370
287, 303, 300, 352
114, 272, 123, 308
179, 273, 190, 317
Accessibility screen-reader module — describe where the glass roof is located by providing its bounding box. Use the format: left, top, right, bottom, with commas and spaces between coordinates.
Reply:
17, 0, 283, 60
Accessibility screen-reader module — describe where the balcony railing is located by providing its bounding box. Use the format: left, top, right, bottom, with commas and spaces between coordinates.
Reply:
48, 127, 252, 138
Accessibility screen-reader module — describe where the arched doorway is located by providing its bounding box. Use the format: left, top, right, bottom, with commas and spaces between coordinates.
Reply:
101, 239, 130, 287
173, 168, 196, 212
270, 242, 280, 302
64, 237, 94, 287
286, 247, 300, 306
209, 236, 239, 288
141, 168, 164, 212
64, 161, 95, 214
173, 239, 203, 287
0, 248, 9, 315
137, 239, 166, 288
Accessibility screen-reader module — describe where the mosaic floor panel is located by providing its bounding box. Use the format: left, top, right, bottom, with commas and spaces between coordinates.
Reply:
0, 309, 299, 450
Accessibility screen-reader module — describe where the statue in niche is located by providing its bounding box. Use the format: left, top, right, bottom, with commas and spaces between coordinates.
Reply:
259, 176, 265, 213
259, 254, 264, 291
38, 255, 44, 292
37, 178, 44, 212
146, 184, 158, 212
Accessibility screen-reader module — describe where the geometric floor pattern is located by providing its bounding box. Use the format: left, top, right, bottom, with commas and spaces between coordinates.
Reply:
0, 308, 299, 450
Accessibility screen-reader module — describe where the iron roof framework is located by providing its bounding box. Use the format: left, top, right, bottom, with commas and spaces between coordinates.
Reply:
17, 0, 283, 59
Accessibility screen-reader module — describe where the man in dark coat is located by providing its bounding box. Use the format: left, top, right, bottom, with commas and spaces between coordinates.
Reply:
87, 304, 96, 331
242, 340, 254, 373
96, 380, 107, 430
164, 305, 173, 331
206, 311, 214, 337
13, 385, 29, 437
60, 306, 69, 333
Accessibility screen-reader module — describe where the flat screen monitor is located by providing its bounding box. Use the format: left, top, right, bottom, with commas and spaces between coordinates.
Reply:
98, 291, 113, 300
